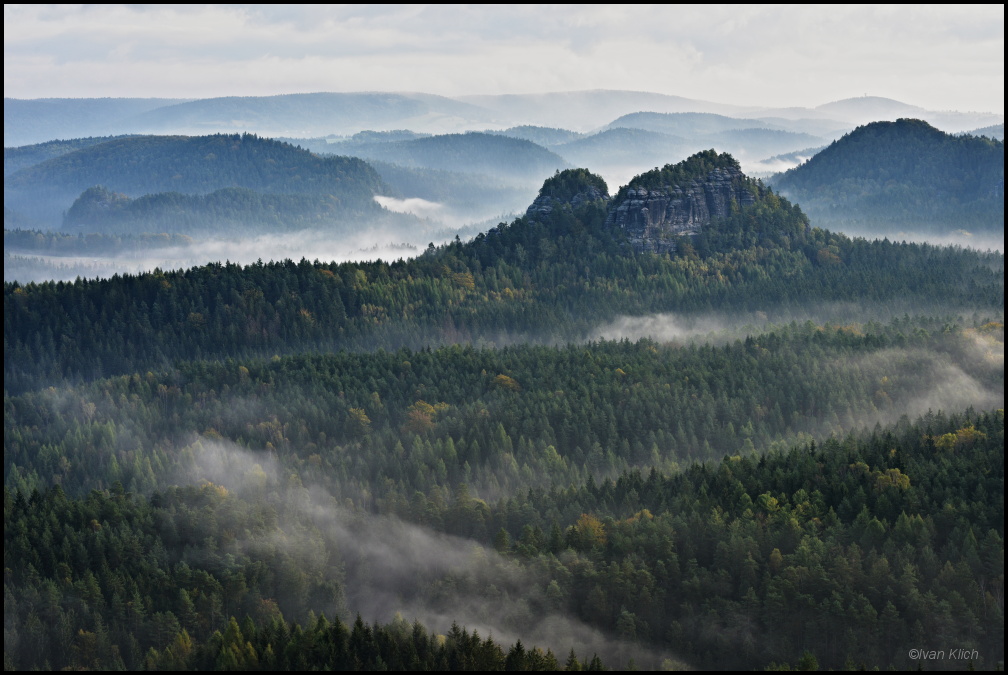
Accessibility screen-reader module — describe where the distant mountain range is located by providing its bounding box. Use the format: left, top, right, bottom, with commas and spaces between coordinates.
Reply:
967, 123, 1004, 141
5, 91, 1002, 147
770, 118, 1004, 235
3, 98, 189, 148
5, 101, 1004, 245
318, 132, 570, 183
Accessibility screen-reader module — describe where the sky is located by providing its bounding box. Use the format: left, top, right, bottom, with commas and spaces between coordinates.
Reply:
3, 4, 1004, 113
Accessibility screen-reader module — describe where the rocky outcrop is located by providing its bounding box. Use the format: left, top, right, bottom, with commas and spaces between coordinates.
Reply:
605, 166, 756, 253
525, 184, 609, 220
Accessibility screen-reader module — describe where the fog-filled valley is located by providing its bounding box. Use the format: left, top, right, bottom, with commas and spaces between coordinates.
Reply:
4, 82, 1005, 672
5, 93, 1004, 286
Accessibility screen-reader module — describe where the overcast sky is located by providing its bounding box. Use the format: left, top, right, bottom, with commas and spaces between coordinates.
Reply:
4, 4, 1004, 113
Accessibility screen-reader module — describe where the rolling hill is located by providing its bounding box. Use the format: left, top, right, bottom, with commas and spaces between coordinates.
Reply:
4, 133, 390, 228
4, 150, 1004, 672
2, 97, 189, 147
771, 118, 1005, 235
319, 131, 570, 183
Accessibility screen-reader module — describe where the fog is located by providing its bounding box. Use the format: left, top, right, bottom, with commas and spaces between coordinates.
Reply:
3, 190, 533, 283
174, 437, 682, 669
592, 311, 760, 345
374, 195, 447, 220
831, 227, 1006, 254
3, 222, 472, 285
4, 233, 418, 284
745, 153, 817, 176
832, 339, 1004, 433
593, 304, 895, 345
592, 310, 1004, 441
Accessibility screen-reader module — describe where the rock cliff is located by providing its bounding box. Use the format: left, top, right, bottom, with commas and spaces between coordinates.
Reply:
523, 154, 777, 254
605, 164, 756, 253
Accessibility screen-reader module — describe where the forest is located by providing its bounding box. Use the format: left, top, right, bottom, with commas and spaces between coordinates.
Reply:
4, 155, 1004, 670
5, 161, 1002, 393
3, 133, 390, 228
771, 119, 1004, 234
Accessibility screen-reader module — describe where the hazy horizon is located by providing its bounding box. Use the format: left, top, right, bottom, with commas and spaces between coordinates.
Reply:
4, 5, 1004, 114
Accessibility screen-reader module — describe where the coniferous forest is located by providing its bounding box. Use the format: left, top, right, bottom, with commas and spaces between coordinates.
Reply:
4, 128, 1005, 671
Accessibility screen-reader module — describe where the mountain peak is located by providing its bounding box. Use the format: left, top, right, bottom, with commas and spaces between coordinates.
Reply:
605, 150, 759, 253
771, 117, 1004, 233
525, 168, 609, 220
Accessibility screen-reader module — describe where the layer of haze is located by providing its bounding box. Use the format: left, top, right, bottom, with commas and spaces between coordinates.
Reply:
175, 437, 680, 670
4, 5, 1003, 114
3, 212, 516, 284
592, 311, 1004, 437
821, 227, 1005, 255
4, 230, 420, 284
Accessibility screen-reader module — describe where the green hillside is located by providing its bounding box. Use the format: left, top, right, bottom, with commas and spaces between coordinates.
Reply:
4, 322, 1002, 670
5, 150, 1003, 671
60, 185, 404, 236
4, 133, 389, 227
4, 135, 140, 177
5, 152, 1002, 392
771, 118, 1005, 234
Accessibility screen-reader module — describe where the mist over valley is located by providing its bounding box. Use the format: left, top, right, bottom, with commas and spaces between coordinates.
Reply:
4, 5, 1004, 671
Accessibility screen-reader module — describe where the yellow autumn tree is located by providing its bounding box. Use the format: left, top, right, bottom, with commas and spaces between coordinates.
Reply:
571, 513, 607, 550
493, 374, 521, 391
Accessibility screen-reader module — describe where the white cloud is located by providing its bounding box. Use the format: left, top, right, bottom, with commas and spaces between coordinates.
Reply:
3, 4, 1004, 112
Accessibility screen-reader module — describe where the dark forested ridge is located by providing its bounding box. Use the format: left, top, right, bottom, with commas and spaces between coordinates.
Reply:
59, 185, 408, 236
4, 150, 1004, 671
4, 476, 588, 670
5, 228, 192, 256
5, 186, 1002, 392
4, 133, 390, 227
771, 118, 1005, 234
6, 317, 1002, 500
5, 397, 1002, 670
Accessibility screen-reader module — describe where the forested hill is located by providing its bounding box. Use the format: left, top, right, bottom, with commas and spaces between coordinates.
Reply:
771, 118, 1005, 233
605, 150, 810, 254
3, 149, 1004, 671
59, 185, 401, 237
5, 156, 1003, 393
3, 133, 390, 227
319, 131, 570, 183
4, 350, 1003, 669
604, 111, 829, 160
3, 135, 139, 177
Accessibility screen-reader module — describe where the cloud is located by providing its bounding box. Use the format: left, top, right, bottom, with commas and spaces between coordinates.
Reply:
175, 436, 682, 669
374, 195, 445, 219
4, 5, 1004, 113
592, 312, 746, 344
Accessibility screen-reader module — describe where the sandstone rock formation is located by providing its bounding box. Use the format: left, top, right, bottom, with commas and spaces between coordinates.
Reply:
605, 166, 756, 253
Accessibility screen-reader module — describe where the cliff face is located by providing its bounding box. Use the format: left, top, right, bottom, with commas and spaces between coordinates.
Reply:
523, 156, 770, 253
605, 165, 756, 253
